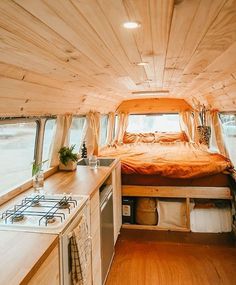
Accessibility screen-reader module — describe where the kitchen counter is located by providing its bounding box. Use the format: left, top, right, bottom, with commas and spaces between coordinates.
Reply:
0, 159, 119, 284
44, 162, 118, 197
0, 231, 58, 285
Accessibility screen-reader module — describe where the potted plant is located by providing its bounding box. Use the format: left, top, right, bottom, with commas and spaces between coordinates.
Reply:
58, 145, 78, 171
32, 159, 48, 191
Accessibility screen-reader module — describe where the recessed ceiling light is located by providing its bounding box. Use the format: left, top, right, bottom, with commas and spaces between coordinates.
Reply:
123, 21, 141, 29
136, 62, 148, 66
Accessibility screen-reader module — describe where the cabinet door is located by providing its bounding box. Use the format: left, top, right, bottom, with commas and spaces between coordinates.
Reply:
28, 245, 60, 285
90, 190, 102, 285
112, 162, 122, 244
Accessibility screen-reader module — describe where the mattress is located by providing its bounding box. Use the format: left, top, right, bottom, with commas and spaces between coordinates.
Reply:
100, 142, 233, 179
122, 173, 230, 187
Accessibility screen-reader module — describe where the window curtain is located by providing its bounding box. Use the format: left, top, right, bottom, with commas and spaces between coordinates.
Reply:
106, 112, 115, 145
84, 111, 100, 156
115, 112, 129, 144
49, 114, 73, 167
210, 111, 229, 158
179, 111, 193, 142
193, 110, 201, 144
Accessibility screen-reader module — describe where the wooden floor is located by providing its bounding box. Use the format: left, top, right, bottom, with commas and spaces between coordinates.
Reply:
106, 229, 236, 285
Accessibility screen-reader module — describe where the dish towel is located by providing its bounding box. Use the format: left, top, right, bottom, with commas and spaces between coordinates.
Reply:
70, 215, 91, 285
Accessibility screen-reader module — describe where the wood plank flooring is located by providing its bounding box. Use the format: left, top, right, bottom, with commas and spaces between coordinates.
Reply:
106, 229, 236, 285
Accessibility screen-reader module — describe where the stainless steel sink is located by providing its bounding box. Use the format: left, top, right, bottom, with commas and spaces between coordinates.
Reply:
77, 158, 115, 167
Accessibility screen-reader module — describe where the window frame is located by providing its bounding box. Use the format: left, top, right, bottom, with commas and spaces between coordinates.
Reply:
100, 114, 109, 146
69, 115, 86, 152
0, 116, 56, 199
126, 112, 181, 133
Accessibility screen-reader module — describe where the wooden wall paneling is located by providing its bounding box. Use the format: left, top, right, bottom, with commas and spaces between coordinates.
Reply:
181, 42, 236, 106
182, 0, 236, 78
14, 0, 124, 75
6, 0, 129, 94
116, 98, 191, 113
163, 0, 201, 88
0, 77, 118, 116
149, 0, 174, 88
123, 0, 155, 88
0, 62, 66, 90
72, 0, 146, 85
169, 0, 226, 91
123, 0, 174, 89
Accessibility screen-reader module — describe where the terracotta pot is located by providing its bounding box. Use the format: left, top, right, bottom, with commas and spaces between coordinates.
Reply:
197, 126, 211, 146
59, 160, 77, 171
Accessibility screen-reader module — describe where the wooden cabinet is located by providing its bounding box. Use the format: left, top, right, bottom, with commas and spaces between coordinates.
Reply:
112, 162, 122, 244
90, 190, 102, 285
28, 245, 60, 285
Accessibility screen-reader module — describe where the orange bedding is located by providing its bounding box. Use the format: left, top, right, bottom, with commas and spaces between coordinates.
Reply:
100, 142, 233, 179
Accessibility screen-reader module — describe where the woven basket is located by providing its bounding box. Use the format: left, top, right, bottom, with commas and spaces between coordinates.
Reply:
135, 197, 158, 225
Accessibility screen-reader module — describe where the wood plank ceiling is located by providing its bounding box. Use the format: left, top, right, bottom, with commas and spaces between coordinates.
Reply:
0, 0, 235, 116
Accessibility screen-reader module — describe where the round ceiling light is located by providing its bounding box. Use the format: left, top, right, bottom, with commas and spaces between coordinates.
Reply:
123, 21, 141, 29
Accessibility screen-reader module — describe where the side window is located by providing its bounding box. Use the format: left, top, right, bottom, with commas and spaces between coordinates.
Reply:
100, 115, 108, 146
42, 119, 56, 169
69, 117, 86, 152
220, 114, 236, 166
0, 121, 37, 192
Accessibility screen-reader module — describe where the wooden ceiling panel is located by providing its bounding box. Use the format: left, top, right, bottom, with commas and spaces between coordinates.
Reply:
0, 0, 235, 116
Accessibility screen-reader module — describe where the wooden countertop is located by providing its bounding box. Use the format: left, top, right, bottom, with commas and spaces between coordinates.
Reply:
0, 231, 58, 285
44, 162, 118, 197
0, 159, 119, 284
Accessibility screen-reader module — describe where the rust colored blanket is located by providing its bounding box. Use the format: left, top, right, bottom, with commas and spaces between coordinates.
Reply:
100, 142, 232, 179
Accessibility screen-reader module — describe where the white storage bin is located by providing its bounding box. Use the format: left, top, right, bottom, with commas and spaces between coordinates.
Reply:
157, 199, 187, 229
190, 207, 232, 233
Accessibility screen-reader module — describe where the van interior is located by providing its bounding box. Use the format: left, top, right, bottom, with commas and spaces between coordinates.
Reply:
0, 1, 236, 285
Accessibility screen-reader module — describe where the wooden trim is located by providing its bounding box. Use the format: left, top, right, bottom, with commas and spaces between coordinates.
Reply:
0, 166, 58, 206
116, 98, 192, 114
20, 237, 59, 285
186, 197, 190, 230
122, 185, 232, 199
122, 224, 190, 232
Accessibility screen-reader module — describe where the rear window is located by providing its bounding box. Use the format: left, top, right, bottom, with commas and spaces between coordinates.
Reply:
0, 121, 37, 193
127, 114, 180, 133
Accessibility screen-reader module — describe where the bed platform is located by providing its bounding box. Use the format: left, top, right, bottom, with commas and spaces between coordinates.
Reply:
122, 172, 230, 187
122, 185, 232, 200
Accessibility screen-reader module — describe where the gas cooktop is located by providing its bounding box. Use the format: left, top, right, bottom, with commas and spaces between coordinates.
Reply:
0, 193, 89, 234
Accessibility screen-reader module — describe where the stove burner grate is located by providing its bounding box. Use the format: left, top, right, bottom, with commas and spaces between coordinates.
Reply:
1, 194, 79, 227
11, 213, 24, 223
45, 215, 56, 224
58, 200, 70, 209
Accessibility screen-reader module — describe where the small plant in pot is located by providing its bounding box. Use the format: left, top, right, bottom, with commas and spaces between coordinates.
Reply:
58, 145, 78, 171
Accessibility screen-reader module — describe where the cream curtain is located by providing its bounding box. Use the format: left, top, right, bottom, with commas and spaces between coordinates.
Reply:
84, 111, 100, 156
116, 112, 129, 144
106, 112, 115, 145
193, 110, 201, 144
49, 114, 73, 167
180, 111, 193, 142
210, 111, 229, 157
